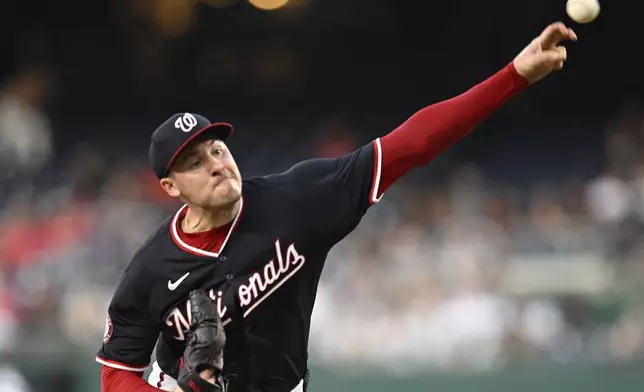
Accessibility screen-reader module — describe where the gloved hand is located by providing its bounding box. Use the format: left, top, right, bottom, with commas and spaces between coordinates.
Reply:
177, 290, 227, 392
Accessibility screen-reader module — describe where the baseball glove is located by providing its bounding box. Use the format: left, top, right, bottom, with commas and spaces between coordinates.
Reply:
177, 290, 227, 392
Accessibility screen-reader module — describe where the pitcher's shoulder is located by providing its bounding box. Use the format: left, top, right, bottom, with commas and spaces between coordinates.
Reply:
123, 214, 178, 274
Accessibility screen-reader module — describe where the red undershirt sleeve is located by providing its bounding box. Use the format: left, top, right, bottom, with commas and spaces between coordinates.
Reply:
375, 62, 529, 198
101, 366, 164, 392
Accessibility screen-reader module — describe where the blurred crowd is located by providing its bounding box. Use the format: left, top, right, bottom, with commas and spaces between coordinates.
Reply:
313, 107, 644, 372
1, 64, 644, 390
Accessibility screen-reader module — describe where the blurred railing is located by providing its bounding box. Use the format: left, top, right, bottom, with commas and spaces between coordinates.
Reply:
3, 354, 644, 392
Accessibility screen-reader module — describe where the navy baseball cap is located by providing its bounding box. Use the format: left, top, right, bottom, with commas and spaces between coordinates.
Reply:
148, 113, 233, 179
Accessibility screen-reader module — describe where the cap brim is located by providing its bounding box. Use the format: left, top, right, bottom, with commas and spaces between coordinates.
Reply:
164, 122, 234, 176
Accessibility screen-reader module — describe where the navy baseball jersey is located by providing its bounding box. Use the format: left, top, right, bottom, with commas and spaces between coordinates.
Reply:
97, 139, 384, 392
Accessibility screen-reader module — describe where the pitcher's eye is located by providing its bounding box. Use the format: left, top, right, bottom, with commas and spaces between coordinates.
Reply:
189, 159, 202, 169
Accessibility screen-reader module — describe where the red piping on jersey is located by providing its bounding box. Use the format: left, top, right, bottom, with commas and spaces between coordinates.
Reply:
376, 62, 528, 197
369, 138, 383, 205
170, 197, 244, 258
96, 355, 149, 372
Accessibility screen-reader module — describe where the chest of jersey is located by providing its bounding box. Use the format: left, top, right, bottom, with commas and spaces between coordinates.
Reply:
157, 230, 313, 342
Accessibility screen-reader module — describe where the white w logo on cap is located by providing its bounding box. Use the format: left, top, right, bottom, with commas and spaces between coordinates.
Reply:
174, 113, 198, 132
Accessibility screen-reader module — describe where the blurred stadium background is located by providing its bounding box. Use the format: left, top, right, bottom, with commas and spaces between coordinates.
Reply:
1, 0, 644, 391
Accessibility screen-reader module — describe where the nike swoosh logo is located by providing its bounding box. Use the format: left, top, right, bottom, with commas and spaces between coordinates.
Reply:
168, 273, 190, 291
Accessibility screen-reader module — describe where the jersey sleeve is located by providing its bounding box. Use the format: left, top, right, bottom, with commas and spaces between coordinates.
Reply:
96, 272, 159, 372
279, 139, 384, 243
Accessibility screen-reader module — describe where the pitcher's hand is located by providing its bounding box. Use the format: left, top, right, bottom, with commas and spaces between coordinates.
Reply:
513, 22, 578, 84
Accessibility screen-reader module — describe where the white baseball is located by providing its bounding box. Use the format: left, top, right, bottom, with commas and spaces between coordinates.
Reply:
566, 0, 600, 24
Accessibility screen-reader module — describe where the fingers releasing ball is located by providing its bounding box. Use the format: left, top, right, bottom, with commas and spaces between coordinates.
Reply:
566, 0, 600, 24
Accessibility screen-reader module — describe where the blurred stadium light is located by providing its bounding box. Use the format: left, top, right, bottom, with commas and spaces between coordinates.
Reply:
248, 0, 291, 11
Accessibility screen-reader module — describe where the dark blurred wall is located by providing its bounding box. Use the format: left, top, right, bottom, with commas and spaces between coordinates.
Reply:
2, 0, 642, 181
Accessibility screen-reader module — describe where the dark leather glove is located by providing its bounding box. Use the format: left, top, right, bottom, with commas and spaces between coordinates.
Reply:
177, 290, 227, 392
